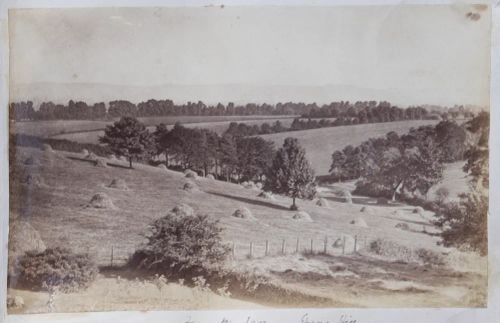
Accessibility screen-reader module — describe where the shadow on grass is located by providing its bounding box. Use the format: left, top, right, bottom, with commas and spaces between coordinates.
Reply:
206, 191, 290, 211
324, 196, 403, 207
66, 156, 132, 170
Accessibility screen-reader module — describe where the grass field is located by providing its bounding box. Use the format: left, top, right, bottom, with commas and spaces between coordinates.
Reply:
259, 120, 439, 176
10, 115, 297, 140
8, 146, 485, 311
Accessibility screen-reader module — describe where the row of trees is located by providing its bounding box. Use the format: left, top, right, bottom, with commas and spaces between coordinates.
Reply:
10, 99, 435, 122
100, 117, 316, 210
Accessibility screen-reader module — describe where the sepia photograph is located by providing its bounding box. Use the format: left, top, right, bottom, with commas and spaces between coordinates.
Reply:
5, 3, 491, 315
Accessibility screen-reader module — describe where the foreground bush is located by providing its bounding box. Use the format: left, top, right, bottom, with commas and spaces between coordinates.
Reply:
18, 248, 98, 292
131, 213, 230, 275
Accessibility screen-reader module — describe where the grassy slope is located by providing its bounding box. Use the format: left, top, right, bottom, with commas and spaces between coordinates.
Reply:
9, 147, 485, 310
259, 120, 439, 176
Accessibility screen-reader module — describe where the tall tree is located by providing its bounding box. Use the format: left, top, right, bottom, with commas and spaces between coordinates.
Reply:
153, 123, 171, 166
99, 117, 154, 168
264, 137, 316, 210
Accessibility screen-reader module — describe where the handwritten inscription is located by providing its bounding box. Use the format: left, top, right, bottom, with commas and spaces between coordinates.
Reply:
183, 313, 359, 323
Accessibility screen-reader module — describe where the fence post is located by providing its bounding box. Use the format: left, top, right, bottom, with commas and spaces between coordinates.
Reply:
281, 239, 286, 255
296, 238, 300, 253
249, 242, 253, 258
323, 236, 328, 254
342, 236, 346, 255
265, 240, 269, 256
354, 235, 358, 254
110, 246, 114, 268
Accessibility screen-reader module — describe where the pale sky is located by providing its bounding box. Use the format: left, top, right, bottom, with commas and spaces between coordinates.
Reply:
9, 5, 491, 107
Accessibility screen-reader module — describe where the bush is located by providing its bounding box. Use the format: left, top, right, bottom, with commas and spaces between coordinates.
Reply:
131, 214, 230, 274
17, 248, 98, 292
434, 186, 450, 204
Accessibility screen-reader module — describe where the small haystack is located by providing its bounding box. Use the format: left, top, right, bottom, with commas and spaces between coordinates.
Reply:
41, 144, 53, 152
7, 295, 24, 310
23, 156, 39, 166
395, 222, 410, 230
258, 191, 276, 200
171, 203, 195, 217
412, 206, 424, 214
343, 190, 353, 204
118, 156, 127, 162
255, 182, 263, 190
242, 181, 258, 190
360, 206, 373, 214
183, 182, 198, 192
157, 164, 167, 170
108, 179, 128, 190
184, 169, 198, 178
81, 149, 89, 156
86, 193, 116, 209
86, 152, 97, 160
95, 158, 108, 168
350, 217, 368, 228
108, 154, 117, 160
292, 211, 312, 222
232, 207, 255, 220
316, 198, 330, 207
206, 174, 215, 180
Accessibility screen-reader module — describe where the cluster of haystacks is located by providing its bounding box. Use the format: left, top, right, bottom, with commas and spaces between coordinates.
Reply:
232, 207, 255, 220
315, 198, 330, 208
171, 203, 195, 217
184, 169, 198, 179
292, 211, 312, 222
257, 191, 275, 200
86, 193, 116, 209
107, 179, 128, 190
183, 181, 198, 192
350, 217, 368, 228
8, 220, 46, 277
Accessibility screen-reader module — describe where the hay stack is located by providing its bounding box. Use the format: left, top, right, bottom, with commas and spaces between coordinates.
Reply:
183, 182, 198, 192
8, 221, 46, 277
95, 158, 108, 168
292, 211, 312, 222
412, 206, 424, 214
258, 191, 275, 200
87, 193, 116, 209
206, 174, 215, 180
81, 149, 89, 156
343, 190, 352, 204
360, 206, 373, 214
255, 182, 263, 190
108, 179, 128, 190
350, 217, 368, 228
242, 181, 257, 190
157, 164, 167, 170
171, 203, 195, 217
232, 207, 255, 220
184, 169, 198, 178
86, 152, 97, 160
316, 198, 330, 207
41, 144, 53, 152
395, 222, 410, 230
23, 156, 39, 166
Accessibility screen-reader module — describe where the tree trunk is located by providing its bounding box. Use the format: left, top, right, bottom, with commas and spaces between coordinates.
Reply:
164, 149, 169, 167
129, 157, 133, 169
290, 197, 298, 210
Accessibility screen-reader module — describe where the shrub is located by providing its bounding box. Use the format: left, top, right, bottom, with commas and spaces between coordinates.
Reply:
17, 247, 98, 292
131, 214, 229, 274
434, 186, 450, 204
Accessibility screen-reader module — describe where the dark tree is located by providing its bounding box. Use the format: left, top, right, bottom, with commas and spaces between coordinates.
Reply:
99, 117, 154, 168
264, 137, 316, 210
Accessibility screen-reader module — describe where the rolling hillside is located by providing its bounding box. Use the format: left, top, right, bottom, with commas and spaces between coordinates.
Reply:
259, 120, 439, 176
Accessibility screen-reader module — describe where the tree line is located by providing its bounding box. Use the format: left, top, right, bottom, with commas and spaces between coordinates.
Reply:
10, 99, 436, 122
